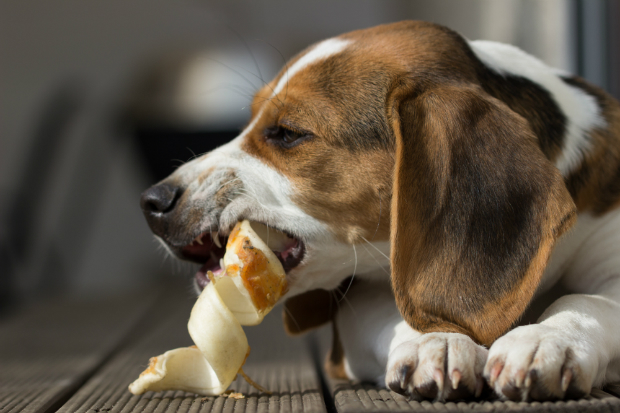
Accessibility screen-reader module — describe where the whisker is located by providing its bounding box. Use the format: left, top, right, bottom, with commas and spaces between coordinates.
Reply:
233, 65, 283, 107
203, 57, 259, 92
186, 147, 197, 162
360, 236, 390, 261
238, 190, 262, 209
188, 82, 256, 99
227, 25, 265, 88
371, 188, 382, 241
241, 96, 279, 111
226, 26, 288, 109
338, 245, 357, 303
283, 306, 302, 333
360, 242, 390, 276
257, 39, 290, 105
333, 287, 357, 315
214, 177, 242, 193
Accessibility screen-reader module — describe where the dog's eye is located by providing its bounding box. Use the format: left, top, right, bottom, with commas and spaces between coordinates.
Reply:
264, 126, 310, 148
282, 129, 302, 144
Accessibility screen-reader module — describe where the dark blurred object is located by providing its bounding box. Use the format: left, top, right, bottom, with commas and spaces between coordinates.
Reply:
121, 51, 257, 182
0, 83, 84, 312
133, 127, 238, 182
609, 0, 620, 100
573, 0, 618, 96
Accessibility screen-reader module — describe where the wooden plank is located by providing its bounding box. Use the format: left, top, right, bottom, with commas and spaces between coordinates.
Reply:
56, 290, 327, 413
0, 288, 160, 413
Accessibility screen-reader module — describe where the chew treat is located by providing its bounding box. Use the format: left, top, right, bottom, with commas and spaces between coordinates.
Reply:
220, 220, 288, 325
129, 220, 287, 396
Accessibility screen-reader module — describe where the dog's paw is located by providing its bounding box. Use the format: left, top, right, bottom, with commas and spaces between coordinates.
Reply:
485, 324, 595, 401
385, 332, 488, 401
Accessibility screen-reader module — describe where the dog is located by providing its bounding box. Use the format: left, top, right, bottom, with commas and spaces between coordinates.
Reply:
140, 21, 620, 402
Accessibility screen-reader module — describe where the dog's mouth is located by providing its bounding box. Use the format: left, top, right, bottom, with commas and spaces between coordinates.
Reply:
181, 222, 305, 291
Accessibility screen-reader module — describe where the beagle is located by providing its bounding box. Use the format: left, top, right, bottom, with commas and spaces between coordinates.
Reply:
140, 21, 620, 402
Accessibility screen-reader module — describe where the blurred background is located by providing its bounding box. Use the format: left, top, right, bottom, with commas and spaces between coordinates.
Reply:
1, 0, 619, 312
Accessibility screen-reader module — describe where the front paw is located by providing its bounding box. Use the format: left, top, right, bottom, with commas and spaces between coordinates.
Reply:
485, 325, 595, 401
385, 333, 488, 401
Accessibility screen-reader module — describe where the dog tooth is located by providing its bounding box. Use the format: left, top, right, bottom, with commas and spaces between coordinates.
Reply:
212, 232, 222, 248
196, 236, 203, 245
515, 369, 525, 388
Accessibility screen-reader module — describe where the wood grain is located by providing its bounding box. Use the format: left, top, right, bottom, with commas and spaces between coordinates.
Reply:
0, 289, 159, 413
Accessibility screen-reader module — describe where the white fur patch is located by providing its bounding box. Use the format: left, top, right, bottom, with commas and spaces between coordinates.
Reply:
272, 38, 352, 96
469, 40, 605, 176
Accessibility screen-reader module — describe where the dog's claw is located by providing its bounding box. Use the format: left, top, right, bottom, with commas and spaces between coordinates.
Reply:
433, 368, 444, 397
475, 376, 484, 398
451, 370, 461, 390
488, 362, 504, 387
514, 369, 526, 388
486, 325, 594, 401
561, 368, 572, 392
386, 333, 488, 401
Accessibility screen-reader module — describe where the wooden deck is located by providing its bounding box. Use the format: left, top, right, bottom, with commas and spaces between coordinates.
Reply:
2, 281, 620, 413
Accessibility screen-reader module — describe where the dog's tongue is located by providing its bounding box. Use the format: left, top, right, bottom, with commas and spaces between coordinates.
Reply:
196, 256, 225, 289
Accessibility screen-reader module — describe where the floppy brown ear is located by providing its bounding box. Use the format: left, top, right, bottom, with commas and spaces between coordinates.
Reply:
282, 277, 356, 336
282, 289, 337, 335
389, 84, 576, 346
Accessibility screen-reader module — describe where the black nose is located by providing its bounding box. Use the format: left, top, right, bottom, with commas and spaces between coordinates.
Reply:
140, 183, 183, 238
140, 183, 182, 214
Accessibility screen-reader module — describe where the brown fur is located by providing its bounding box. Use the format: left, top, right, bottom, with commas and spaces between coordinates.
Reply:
389, 83, 576, 346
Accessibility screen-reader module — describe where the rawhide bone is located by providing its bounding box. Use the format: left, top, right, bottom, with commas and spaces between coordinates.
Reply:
128, 220, 288, 396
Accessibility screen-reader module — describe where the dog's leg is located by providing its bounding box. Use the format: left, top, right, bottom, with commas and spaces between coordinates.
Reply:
485, 289, 620, 401
486, 213, 620, 401
335, 280, 403, 384
385, 325, 488, 401
337, 280, 488, 401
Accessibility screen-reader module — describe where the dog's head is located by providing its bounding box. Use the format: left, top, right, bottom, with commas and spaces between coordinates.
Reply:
140, 21, 576, 346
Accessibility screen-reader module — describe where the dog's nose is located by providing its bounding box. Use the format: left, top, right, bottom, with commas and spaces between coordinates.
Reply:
140, 183, 182, 214
140, 183, 183, 237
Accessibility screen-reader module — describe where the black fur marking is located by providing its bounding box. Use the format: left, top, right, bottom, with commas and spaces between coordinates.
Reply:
475, 66, 568, 162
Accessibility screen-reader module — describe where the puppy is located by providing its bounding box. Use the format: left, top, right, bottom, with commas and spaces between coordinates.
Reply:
140, 21, 620, 402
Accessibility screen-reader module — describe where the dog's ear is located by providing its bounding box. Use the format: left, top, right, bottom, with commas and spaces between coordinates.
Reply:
388, 84, 576, 346
282, 289, 337, 335
282, 277, 355, 335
